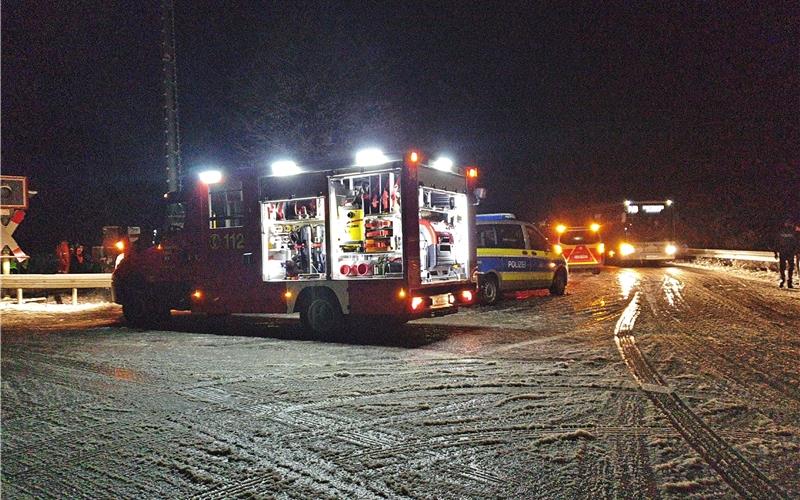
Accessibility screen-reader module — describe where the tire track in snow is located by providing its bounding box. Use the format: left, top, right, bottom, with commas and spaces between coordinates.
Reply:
614, 291, 788, 499
641, 271, 800, 425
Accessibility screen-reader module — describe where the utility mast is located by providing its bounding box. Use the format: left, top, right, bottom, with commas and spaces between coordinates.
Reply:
161, 0, 182, 193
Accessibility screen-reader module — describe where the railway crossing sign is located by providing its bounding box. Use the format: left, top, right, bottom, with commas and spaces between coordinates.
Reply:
1, 175, 31, 262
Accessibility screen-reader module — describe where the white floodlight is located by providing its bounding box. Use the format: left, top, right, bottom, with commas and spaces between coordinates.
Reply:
198, 169, 222, 185
271, 160, 301, 177
666, 199, 673, 206
431, 157, 454, 172
354, 148, 390, 167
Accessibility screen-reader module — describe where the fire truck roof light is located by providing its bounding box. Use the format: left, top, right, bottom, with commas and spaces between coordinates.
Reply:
430, 157, 453, 172
355, 148, 390, 167
271, 160, 301, 177
198, 170, 223, 185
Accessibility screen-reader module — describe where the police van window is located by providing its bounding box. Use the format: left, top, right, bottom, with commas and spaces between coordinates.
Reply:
477, 225, 498, 248
209, 180, 244, 229
526, 225, 549, 250
561, 229, 600, 245
495, 224, 525, 249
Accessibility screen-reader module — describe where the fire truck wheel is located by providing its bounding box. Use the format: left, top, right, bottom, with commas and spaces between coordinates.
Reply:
481, 275, 499, 305
122, 290, 169, 327
300, 294, 343, 337
549, 269, 567, 296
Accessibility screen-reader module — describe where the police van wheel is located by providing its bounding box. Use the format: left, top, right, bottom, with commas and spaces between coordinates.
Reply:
549, 270, 567, 296
301, 295, 343, 337
481, 276, 499, 305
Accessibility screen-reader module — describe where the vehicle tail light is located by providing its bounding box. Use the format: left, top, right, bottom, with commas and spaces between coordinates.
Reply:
598, 243, 605, 254
460, 290, 474, 303
411, 297, 425, 311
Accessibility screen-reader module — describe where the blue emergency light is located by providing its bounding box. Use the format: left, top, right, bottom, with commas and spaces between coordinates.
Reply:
476, 213, 517, 221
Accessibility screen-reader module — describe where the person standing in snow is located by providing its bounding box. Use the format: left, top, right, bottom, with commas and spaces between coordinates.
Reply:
773, 219, 798, 288
56, 240, 71, 274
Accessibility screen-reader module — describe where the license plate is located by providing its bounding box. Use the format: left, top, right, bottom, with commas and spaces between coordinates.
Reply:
431, 293, 451, 308
644, 254, 662, 260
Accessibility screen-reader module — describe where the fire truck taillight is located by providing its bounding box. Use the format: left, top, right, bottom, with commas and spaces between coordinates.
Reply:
466, 167, 478, 179
460, 290, 474, 303
192, 290, 203, 301
411, 297, 425, 311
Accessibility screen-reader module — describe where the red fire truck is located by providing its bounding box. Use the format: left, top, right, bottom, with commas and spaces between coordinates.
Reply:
113, 149, 479, 335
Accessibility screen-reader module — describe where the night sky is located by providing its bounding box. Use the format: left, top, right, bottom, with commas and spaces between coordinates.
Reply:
2, 1, 798, 257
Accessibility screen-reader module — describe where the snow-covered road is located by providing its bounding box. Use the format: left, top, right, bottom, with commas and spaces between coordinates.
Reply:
2, 265, 798, 498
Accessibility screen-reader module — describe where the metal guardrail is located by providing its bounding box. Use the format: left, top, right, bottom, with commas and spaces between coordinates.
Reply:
0, 273, 113, 305
685, 248, 776, 263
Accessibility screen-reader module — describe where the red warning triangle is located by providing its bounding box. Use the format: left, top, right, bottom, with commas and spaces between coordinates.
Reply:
569, 245, 591, 261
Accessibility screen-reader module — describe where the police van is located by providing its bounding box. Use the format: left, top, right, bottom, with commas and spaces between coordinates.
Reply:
476, 213, 568, 305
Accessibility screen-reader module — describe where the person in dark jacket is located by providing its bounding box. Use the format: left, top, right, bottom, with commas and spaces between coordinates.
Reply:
774, 219, 798, 288
70, 243, 93, 273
